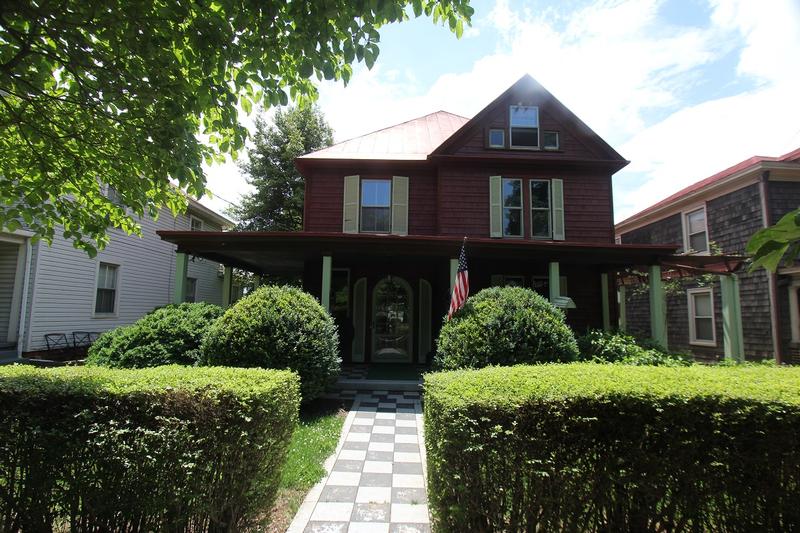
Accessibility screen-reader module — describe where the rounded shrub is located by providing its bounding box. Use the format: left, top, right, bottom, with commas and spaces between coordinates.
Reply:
86, 302, 224, 368
576, 329, 693, 367
435, 286, 578, 370
200, 285, 340, 402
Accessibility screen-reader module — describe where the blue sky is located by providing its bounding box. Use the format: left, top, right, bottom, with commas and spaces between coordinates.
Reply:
202, 0, 800, 222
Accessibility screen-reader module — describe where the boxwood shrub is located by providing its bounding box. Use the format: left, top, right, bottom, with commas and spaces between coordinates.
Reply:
86, 302, 224, 368
435, 286, 578, 369
425, 363, 800, 532
0, 365, 299, 532
576, 328, 693, 366
201, 285, 340, 402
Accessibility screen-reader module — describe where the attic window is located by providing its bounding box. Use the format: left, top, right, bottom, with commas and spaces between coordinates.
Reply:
542, 131, 559, 150
488, 129, 505, 148
509, 105, 539, 149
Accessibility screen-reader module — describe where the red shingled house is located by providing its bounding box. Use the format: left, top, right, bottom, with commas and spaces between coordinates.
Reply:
160, 75, 735, 365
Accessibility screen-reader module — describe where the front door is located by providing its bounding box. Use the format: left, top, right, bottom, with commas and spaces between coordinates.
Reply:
371, 276, 413, 362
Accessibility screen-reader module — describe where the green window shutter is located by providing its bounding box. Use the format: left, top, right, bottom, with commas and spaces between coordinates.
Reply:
551, 178, 565, 240
391, 176, 409, 236
489, 175, 502, 238
418, 279, 432, 363
343, 175, 360, 233
351, 277, 366, 362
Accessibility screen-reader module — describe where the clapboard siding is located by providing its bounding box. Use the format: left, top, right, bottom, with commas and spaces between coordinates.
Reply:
0, 242, 19, 344
23, 207, 223, 352
304, 171, 438, 235
437, 166, 614, 242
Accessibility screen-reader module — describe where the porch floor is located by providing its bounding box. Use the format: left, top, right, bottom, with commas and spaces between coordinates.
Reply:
324, 365, 428, 400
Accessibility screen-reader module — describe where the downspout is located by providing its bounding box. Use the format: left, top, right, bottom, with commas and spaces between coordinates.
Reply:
16, 239, 32, 358
759, 171, 783, 363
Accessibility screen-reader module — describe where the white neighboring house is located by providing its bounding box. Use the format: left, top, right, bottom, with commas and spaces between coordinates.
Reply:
0, 198, 232, 358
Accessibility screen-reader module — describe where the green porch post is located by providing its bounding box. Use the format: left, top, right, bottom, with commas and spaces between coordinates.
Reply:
174, 252, 188, 304
548, 262, 560, 302
649, 264, 668, 349
601, 273, 611, 331
618, 285, 627, 332
253, 274, 262, 290
720, 274, 745, 362
222, 266, 232, 306
449, 258, 458, 294
321, 255, 332, 312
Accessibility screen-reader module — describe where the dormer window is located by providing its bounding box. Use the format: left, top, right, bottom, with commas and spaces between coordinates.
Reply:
509, 105, 539, 149
542, 131, 559, 150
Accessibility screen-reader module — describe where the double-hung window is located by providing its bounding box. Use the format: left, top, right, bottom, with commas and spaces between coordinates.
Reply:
190, 216, 203, 231
95, 262, 119, 314
688, 288, 715, 346
502, 178, 523, 237
360, 179, 392, 233
509, 105, 539, 149
530, 180, 551, 238
684, 207, 708, 253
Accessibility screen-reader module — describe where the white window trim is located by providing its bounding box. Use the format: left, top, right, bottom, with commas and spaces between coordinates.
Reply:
789, 280, 800, 343
542, 130, 560, 150
92, 261, 121, 318
502, 178, 524, 237
688, 287, 716, 347
488, 128, 505, 148
189, 215, 204, 231
682, 205, 709, 255
359, 178, 393, 234
530, 179, 552, 240
508, 105, 540, 150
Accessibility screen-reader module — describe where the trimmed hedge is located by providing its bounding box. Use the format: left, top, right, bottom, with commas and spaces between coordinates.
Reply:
86, 302, 224, 368
201, 285, 340, 401
425, 364, 800, 532
435, 286, 578, 369
0, 365, 300, 532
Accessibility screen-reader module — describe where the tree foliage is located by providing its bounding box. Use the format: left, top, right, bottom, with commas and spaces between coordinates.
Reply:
747, 208, 800, 272
230, 106, 333, 230
0, 0, 473, 255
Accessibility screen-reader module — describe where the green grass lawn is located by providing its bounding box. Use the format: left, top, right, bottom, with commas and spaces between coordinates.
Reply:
261, 399, 346, 532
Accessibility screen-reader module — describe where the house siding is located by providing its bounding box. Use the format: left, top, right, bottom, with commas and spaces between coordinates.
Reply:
770, 181, 800, 361
620, 182, 774, 360
22, 207, 223, 353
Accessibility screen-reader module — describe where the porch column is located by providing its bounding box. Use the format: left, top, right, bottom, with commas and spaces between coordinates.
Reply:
649, 264, 668, 349
548, 262, 560, 302
174, 252, 188, 304
449, 258, 458, 293
720, 274, 745, 362
321, 255, 332, 312
601, 273, 611, 331
618, 285, 627, 332
222, 266, 233, 306
253, 274, 262, 290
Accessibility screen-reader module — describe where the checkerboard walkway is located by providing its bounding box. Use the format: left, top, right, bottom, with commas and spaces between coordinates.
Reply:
287, 390, 429, 533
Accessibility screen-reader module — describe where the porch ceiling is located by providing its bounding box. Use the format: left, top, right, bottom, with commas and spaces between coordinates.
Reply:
157, 231, 678, 275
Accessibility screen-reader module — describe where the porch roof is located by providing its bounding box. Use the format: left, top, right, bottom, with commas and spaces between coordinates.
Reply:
156, 231, 678, 275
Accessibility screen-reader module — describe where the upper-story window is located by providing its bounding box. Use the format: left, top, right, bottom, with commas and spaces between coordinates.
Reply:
684, 207, 708, 253
488, 128, 505, 148
509, 105, 539, 149
530, 180, 551, 239
190, 215, 203, 231
502, 178, 523, 237
360, 179, 392, 233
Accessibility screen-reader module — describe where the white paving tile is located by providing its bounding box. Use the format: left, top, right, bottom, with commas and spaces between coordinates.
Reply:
352, 418, 375, 426
372, 425, 395, 434
311, 502, 354, 521
393, 452, 421, 463
363, 460, 393, 474
368, 442, 394, 452
375, 412, 396, 420
392, 474, 425, 488
346, 432, 371, 442
395, 419, 416, 428
327, 472, 362, 486
348, 523, 390, 533
391, 503, 430, 523
356, 486, 392, 504
394, 434, 418, 444
339, 449, 367, 461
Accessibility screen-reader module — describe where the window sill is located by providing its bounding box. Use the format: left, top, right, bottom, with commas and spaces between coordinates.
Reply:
92, 313, 118, 319
508, 145, 541, 151
689, 340, 716, 347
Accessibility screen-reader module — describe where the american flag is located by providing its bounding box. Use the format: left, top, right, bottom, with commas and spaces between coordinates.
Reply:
447, 239, 469, 319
